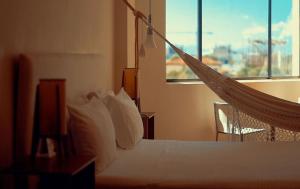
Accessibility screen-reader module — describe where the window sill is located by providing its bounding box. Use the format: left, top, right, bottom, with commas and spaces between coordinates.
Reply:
239, 78, 300, 83
166, 78, 300, 85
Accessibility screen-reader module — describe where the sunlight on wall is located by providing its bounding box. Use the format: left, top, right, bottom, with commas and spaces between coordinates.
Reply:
137, 0, 300, 141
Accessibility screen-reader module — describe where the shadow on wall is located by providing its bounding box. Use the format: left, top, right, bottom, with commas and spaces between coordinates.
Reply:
0, 52, 17, 167
113, 0, 129, 93
0, 51, 18, 189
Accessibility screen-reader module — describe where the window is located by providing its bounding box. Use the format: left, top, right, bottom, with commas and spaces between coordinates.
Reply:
166, 0, 300, 81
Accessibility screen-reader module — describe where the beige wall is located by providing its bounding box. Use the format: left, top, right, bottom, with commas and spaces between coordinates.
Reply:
114, 0, 137, 92
127, 0, 137, 69
114, 0, 128, 92
1, 0, 299, 172
0, 0, 116, 167
137, 0, 300, 141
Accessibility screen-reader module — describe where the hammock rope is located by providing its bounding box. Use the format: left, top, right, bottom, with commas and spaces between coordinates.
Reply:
124, 0, 300, 132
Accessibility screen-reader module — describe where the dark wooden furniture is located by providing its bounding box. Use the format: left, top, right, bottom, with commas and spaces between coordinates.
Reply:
122, 68, 141, 111
32, 79, 68, 158
141, 112, 155, 139
1, 156, 95, 189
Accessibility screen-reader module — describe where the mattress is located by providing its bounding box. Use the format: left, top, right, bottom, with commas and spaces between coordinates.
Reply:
96, 140, 300, 189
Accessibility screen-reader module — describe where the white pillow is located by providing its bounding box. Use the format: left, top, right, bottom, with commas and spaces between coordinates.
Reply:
103, 88, 144, 149
68, 99, 116, 173
117, 88, 133, 102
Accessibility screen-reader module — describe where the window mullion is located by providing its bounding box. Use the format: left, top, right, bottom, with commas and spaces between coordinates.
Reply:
268, 0, 272, 78
198, 0, 202, 62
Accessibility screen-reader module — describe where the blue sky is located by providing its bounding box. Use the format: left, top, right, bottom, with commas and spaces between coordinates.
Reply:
273, 0, 292, 23
166, 0, 295, 55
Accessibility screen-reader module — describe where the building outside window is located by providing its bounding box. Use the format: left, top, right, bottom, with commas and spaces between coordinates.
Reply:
166, 0, 300, 81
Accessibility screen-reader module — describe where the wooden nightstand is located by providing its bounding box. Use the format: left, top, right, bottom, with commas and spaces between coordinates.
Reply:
141, 112, 155, 139
1, 156, 96, 189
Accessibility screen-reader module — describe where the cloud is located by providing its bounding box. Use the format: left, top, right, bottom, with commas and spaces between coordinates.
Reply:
272, 14, 296, 39
272, 21, 286, 32
167, 33, 197, 45
242, 15, 250, 20
203, 31, 214, 35
273, 21, 291, 39
242, 26, 267, 36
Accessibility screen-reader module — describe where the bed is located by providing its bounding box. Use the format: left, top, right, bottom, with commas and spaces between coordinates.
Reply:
97, 140, 300, 189
16, 53, 300, 189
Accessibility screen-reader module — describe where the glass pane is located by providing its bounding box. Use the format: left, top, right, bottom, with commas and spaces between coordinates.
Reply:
202, 0, 268, 78
272, 0, 299, 77
166, 0, 199, 80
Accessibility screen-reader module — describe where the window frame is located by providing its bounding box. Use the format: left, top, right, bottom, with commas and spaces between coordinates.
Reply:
166, 0, 300, 82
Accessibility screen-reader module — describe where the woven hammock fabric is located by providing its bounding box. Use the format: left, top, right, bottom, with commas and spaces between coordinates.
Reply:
132, 4, 300, 133
167, 43, 300, 132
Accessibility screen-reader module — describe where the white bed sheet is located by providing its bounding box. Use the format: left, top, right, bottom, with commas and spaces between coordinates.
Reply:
96, 140, 300, 189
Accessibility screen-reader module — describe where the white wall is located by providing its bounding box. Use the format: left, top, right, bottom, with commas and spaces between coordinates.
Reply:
0, 0, 116, 166
114, 0, 137, 92
137, 0, 300, 141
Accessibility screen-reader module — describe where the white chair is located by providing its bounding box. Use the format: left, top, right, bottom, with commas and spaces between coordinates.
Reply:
214, 102, 266, 142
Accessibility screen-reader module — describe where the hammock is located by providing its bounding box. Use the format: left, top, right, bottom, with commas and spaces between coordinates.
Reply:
125, 1, 300, 133
152, 24, 300, 133
167, 43, 300, 132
